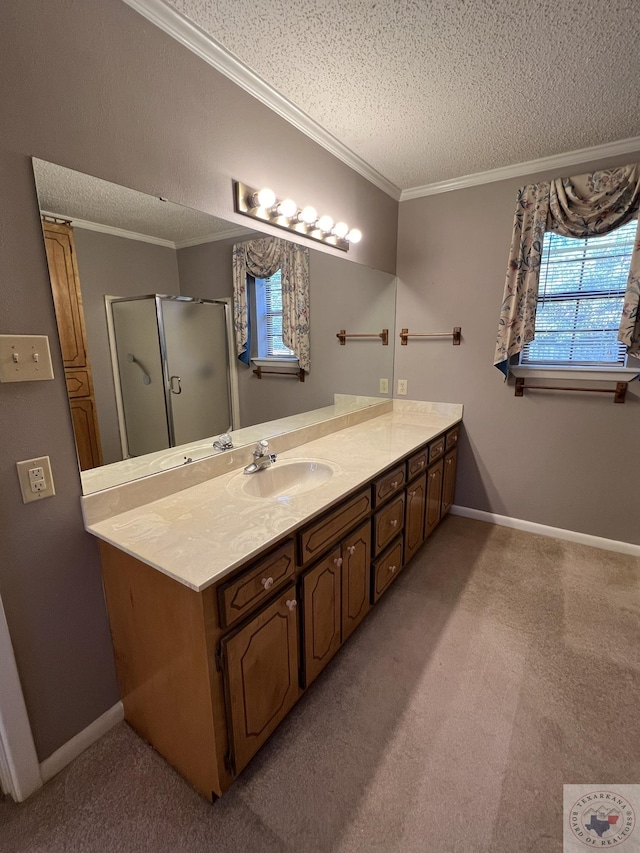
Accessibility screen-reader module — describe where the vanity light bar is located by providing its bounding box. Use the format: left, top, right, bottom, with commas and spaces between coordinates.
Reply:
233, 181, 361, 252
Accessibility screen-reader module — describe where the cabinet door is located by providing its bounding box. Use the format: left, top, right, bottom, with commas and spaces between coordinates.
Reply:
341, 520, 371, 642
441, 449, 458, 516
42, 222, 87, 369
404, 472, 426, 564
372, 538, 403, 603
425, 458, 444, 538
222, 585, 300, 775
302, 548, 342, 688
69, 398, 102, 471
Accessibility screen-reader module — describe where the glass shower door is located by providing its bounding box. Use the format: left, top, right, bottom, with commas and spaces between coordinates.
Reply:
111, 296, 170, 457
160, 298, 232, 446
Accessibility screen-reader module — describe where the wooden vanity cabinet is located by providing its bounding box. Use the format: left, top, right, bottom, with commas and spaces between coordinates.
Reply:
97, 422, 460, 801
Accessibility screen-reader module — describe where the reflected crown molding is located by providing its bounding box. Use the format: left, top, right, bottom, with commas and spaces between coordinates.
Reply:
121, 0, 401, 202
41, 211, 249, 250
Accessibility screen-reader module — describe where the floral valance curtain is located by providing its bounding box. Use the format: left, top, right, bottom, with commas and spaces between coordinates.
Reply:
232, 237, 310, 372
493, 164, 640, 375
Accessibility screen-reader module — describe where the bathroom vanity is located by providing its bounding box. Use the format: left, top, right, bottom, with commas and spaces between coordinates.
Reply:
84, 401, 461, 800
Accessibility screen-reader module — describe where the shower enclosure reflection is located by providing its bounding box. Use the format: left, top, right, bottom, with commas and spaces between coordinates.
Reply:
108, 295, 233, 458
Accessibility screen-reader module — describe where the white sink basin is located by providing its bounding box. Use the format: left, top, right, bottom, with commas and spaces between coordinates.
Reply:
233, 459, 337, 499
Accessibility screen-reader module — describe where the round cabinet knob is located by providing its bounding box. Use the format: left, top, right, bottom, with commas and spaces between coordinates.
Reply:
348, 545, 356, 556
419, 460, 425, 467
447, 458, 452, 465
392, 480, 398, 488
390, 519, 398, 528
286, 599, 297, 611
334, 557, 343, 567
388, 565, 396, 573
409, 490, 415, 498
261, 577, 274, 590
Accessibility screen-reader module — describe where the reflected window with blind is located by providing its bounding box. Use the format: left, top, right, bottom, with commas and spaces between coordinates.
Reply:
520, 219, 638, 367
254, 269, 295, 359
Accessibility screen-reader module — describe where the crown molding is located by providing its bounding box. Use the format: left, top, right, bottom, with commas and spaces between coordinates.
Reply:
400, 136, 640, 200
174, 226, 250, 249
122, 0, 401, 201
42, 212, 176, 248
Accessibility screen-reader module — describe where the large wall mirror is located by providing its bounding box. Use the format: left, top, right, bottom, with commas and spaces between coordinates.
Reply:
33, 159, 397, 494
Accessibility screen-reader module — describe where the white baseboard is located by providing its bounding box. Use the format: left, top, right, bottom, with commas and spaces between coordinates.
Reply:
40, 701, 124, 784
450, 505, 640, 558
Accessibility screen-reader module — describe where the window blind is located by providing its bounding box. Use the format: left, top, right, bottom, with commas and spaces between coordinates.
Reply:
521, 219, 637, 366
260, 270, 294, 358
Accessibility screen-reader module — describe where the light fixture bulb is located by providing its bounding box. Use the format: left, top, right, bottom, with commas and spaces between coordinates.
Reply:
277, 198, 297, 218
256, 187, 276, 208
332, 221, 349, 239
299, 206, 317, 225
346, 228, 362, 244
317, 215, 334, 233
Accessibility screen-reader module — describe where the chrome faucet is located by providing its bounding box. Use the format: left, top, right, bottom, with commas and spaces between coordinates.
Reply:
243, 440, 277, 474
212, 432, 234, 451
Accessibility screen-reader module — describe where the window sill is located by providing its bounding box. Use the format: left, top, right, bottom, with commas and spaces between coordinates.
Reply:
251, 357, 299, 370
510, 366, 639, 383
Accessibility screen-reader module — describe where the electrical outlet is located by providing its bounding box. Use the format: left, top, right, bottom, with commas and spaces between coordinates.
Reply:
379, 378, 389, 394
16, 456, 56, 504
397, 379, 408, 396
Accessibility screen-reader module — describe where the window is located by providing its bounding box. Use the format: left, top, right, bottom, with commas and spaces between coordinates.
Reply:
253, 270, 295, 359
520, 219, 637, 367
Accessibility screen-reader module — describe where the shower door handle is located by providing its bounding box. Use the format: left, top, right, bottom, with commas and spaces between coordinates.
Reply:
169, 375, 182, 395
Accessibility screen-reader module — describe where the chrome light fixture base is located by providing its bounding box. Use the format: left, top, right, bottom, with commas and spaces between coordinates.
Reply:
233, 181, 352, 252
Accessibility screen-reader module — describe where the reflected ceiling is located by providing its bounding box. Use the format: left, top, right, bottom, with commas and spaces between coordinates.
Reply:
35, 160, 246, 245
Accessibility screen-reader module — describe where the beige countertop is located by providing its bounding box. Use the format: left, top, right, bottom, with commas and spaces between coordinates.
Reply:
85, 402, 462, 592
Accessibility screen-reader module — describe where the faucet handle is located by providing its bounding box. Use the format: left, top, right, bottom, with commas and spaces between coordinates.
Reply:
254, 439, 269, 457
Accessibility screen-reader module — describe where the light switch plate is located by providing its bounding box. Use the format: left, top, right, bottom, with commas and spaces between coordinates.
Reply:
16, 456, 56, 504
0, 335, 54, 382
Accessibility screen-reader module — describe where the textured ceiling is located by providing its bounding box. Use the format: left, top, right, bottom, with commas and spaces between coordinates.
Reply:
33, 159, 248, 244
167, 0, 640, 192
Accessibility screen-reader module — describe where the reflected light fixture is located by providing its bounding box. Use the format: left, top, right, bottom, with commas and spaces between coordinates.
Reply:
233, 181, 362, 252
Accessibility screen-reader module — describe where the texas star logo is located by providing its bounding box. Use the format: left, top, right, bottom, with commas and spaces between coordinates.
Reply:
570, 791, 636, 847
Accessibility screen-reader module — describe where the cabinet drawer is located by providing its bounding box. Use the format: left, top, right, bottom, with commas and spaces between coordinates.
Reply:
445, 427, 459, 451
218, 540, 295, 629
372, 539, 403, 603
373, 464, 405, 507
65, 369, 91, 398
407, 447, 428, 481
299, 488, 372, 566
428, 436, 445, 463
373, 493, 405, 556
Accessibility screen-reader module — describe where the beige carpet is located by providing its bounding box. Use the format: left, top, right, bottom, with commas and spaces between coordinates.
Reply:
1, 516, 638, 852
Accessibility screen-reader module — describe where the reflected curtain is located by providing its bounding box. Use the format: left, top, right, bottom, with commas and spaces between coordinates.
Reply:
493, 164, 640, 375
232, 237, 310, 371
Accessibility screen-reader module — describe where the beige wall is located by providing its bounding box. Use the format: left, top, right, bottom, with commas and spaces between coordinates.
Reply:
395, 150, 640, 546
0, 0, 397, 760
